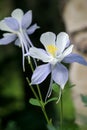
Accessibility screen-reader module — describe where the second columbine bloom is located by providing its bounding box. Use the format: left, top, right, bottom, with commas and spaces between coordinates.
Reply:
0, 8, 39, 70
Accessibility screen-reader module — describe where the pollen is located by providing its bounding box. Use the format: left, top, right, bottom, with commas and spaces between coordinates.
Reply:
46, 45, 58, 57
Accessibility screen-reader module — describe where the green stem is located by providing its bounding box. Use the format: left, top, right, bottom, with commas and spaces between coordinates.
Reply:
42, 106, 51, 125
27, 58, 53, 125
29, 58, 34, 72
60, 90, 63, 130
36, 84, 43, 102
26, 77, 51, 125
29, 58, 43, 102
26, 77, 39, 100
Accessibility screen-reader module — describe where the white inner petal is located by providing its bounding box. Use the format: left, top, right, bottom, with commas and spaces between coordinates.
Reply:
56, 32, 69, 54
63, 45, 74, 58
40, 32, 56, 49
3, 33, 12, 37
29, 47, 52, 63
0, 20, 13, 32
11, 8, 24, 25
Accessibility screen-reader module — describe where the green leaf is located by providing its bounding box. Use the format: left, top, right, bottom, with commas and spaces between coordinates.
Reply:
68, 84, 75, 89
45, 97, 58, 105
52, 83, 59, 93
47, 124, 57, 130
29, 98, 41, 107
81, 94, 87, 106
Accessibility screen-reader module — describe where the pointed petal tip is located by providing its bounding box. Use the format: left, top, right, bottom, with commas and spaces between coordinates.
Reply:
36, 25, 40, 29
60, 84, 65, 89
63, 53, 87, 66
27, 24, 40, 35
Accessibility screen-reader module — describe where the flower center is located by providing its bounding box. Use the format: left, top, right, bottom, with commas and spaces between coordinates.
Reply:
46, 45, 58, 57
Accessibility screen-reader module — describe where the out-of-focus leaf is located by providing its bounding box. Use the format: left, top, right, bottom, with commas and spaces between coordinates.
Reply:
68, 84, 75, 89
47, 124, 57, 130
52, 83, 59, 93
5, 121, 20, 130
81, 94, 87, 106
29, 98, 42, 107
45, 97, 58, 105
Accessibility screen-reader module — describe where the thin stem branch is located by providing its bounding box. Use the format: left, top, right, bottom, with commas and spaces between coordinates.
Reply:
26, 77, 39, 100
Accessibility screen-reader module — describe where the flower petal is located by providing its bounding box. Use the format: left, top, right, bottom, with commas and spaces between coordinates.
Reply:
27, 24, 40, 34
40, 32, 56, 49
56, 32, 69, 53
31, 63, 51, 84
11, 8, 24, 24
52, 63, 68, 89
5, 17, 19, 31
22, 10, 32, 29
28, 47, 52, 62
0, 34, 16, 45
63, 53, 87, 65
0, 20, 12, 32
15, 38, 21, 47
62, 45, 73, 57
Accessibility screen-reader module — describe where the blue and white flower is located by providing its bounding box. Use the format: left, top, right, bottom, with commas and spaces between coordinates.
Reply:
25, 32, 87, 92
0, 8, 39, 70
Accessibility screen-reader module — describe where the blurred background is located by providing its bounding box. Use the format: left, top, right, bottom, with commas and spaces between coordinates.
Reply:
0, 0, 84, 130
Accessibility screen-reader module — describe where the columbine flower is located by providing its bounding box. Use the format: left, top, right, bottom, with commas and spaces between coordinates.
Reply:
25, 32, 87, 94
0, 8, 39, 70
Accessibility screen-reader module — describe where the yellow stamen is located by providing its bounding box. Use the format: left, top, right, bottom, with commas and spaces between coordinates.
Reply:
46, 44, 58, 57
